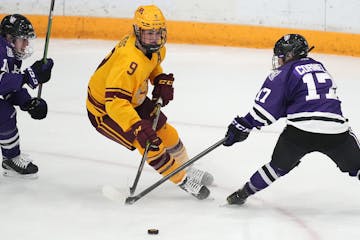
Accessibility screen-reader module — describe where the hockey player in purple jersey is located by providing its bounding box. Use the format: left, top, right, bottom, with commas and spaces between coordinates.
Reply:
223, 34, 360, 205
0, 14, 54, 178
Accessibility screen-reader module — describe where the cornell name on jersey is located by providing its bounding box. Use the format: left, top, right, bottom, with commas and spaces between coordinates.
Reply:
245, 57, 349, 134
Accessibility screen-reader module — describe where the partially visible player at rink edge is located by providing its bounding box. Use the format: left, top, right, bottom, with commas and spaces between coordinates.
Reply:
86, 5, 214, 200
223, 33, 360, 205
0, 14, 54, 178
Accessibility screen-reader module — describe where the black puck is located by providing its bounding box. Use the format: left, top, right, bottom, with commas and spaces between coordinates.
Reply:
147, 229, 159, 235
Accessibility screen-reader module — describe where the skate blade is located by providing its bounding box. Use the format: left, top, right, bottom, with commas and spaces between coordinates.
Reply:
3, 170, 38, 179
219, 202, 241, 208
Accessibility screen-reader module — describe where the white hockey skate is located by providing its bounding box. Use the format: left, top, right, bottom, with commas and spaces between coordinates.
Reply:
186, 167, 214, 186
179, 177, 210, 200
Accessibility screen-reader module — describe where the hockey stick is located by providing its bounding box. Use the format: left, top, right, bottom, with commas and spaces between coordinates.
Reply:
129, 98, 163, 195
125, 137, 227, 204
37, 0, 55, 98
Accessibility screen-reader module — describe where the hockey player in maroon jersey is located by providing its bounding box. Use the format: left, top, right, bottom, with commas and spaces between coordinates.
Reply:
86, 5, 213, 199
0, 14, 54, 178
223, 34, 360, 205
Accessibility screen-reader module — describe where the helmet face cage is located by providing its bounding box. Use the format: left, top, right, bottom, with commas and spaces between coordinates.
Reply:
133, 5, 167, 54
272, 34, 309, 69
0, 14, 36, 60
134, 26, 166, 54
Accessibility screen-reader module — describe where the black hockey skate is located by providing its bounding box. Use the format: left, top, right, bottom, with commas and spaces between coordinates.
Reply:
2, 154, 38, 178
227, 187, 251, 205
179, 177, 210, 200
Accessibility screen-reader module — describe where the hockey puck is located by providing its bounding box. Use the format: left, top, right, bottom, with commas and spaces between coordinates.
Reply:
147, 229, 159, 235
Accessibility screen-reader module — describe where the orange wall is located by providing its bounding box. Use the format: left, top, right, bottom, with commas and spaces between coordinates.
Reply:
2, 14, 360, 57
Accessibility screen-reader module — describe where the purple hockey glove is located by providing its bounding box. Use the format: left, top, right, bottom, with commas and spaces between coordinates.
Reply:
223, 116, 252, 146
23, 58, 54, 89
22, 98, 48, 120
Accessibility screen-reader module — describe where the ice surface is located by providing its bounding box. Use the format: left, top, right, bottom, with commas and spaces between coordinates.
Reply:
1, 39, 359, 240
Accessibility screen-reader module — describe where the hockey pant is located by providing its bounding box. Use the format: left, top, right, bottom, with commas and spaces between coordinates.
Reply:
244, 125, 360, 195
88, 110, 189, 184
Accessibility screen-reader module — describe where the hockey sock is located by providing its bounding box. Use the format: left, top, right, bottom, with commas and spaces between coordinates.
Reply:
147, 152, 186, 184
167, 140, 189, 165
0, 126, 20, 159
245, 163, 288, 194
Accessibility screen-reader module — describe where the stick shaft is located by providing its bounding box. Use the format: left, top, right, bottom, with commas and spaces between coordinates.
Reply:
126, 137, 226, 204
129, 99, 163, 195
37, 0, 55, 98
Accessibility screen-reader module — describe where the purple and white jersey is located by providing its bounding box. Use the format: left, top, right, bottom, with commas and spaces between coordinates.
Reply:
244, 57, 349, 134
0, 36, 24, 97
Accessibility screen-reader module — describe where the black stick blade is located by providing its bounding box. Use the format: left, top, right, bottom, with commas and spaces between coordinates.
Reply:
125, 196, 139, 205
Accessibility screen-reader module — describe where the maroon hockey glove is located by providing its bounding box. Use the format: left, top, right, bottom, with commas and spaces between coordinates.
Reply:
132, 120, 162, 151
223, 116, 252, 146
152, 73, 174, 106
